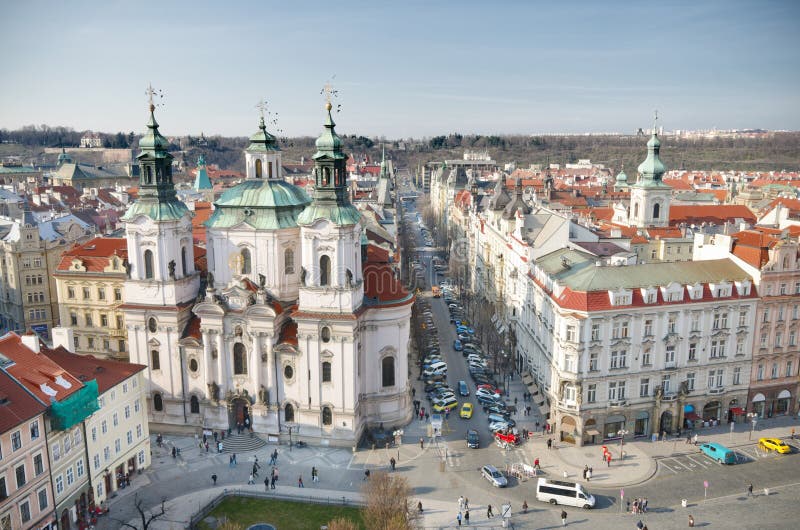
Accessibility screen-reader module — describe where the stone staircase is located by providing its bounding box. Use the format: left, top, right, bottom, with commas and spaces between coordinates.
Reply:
222, 433, 267, 453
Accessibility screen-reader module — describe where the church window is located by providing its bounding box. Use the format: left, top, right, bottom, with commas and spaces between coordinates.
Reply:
241, 248, 252, 275
382, 356, 395, 387
284, 403, 295, 422
322, 362, 332, 382
321, 327, 331, 343
284, 249, 295, 274
148, 317, 157, 333
320, 255, 331, 286
188, 358, 198, 372
190, 395, 199, 414
233, 343, 247, 375
653, 203, 661, 219
151, 349, 160, 370
283, 365, 294, 380
322, 406, 332, 426
144, 250, 154, 279
323, 167, 330, 186
145, 166, 153, 185
153, 393, 163, 411
255, 159, 263, 178
181, 246, 187, 276
268, 161, 273, 179
633, 202, 639, 218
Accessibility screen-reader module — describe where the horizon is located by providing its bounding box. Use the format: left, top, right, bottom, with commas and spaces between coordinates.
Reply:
1, 0, 799, 138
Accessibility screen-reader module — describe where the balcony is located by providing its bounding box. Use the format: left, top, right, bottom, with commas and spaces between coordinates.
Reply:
708, 387, 725, 395
664, 361, 677, 370
109, 328, 126, 338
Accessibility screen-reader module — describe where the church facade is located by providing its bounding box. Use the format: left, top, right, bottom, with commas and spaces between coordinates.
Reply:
122, 102, 413, 446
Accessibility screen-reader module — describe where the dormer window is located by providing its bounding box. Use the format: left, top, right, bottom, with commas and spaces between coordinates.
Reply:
687, 283, 703, 300
54, 375, 72, 389
641, 287, 658, 304
735, 279, 752, 296
40, 384, 57, 397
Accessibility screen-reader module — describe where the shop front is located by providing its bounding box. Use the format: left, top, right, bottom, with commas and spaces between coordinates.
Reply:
603, 414, 626, 439
634, 410, 650, 437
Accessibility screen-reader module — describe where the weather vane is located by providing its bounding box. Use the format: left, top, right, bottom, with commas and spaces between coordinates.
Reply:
256, 98, 268, 120
653, 109, 659, 133
145, 83, 165, 110
255, 98, 283, 135
320, 76, 342, 113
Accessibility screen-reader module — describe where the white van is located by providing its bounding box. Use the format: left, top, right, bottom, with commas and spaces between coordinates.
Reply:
535, 478, 595, 509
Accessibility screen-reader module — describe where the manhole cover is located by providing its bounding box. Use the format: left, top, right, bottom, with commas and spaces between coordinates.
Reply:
247, 525, 277, 530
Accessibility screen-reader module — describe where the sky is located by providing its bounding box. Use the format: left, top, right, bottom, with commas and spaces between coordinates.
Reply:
1, 0, 799, 138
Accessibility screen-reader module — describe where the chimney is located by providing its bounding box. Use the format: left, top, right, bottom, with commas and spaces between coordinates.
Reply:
21, 332, 41, 353
51, 327, 75, 353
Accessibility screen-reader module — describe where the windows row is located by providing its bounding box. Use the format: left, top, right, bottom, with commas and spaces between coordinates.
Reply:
69, 312, 123, 329
51, 428, 83, 463
66, 285, 122, 301
232, 248, 296, 276
585, 338, 744, 372
586, 310, 751, 342
2, 420, 41, 459
92, 426, 144, 469
0, 487, 48, 525
582, 368, 743, 403
73, 334, 125, 353
756, 361, 794, 381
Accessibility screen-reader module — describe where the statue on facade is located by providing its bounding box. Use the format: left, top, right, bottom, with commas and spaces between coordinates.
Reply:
207, 272, 215, 289
575, 382, 583, 405
300, 267, 307, 286
258, 273, 266, 288
225, 389, 235, 402
679, 380, 689, 397
207, 381, 219, 401
168, 260, 176, 279
345, 269, 353, 288
654, 385, 663, 400
259, 385, 269, 405
123, 259, 132, 278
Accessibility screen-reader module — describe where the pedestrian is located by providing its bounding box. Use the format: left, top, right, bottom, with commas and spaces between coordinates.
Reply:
534, 457, 540, 470
298, 475, 304, 488
211, 473, 217, 485
171, 446, 176, 458
561, 509, 567, 526
203, 433, 207, 444
252, 464, 259, 477
642, 498, 648, 512
390, 457, 396, 471
312, 466, 319, 482
747, 483, 753, 497
688, 514, 695, 527
425, 411, 429, 421
248, 473, 254, 485
522, 500, 528, 513
364, 469, 370, 481
587, 467, 593, 481
607, 454, 612, 467
270, 476, 276, 489
456, 511, 462, 526
218, 441, 223, 453
464, 498, 469, 510
632, 499, 639, 514
420, 437, 424, 450
458, 495, 464, 511
547, 438, 553, 450
693, 434, 698, 445
791, 428, 796, 440
686, 433, 692, 444
232, 453, 237, 465
264, 476, 269, 491
205, 441, 209, 453
213, 430, 218, 442
412, 387, 416, 398
487, 504, 493, 518
229, 454, 234, 468
464, 509, 469, 524
418, 501, 423, 513
637, 520, 644, 530
515, 397, 518, 406
583, 465, 588, 479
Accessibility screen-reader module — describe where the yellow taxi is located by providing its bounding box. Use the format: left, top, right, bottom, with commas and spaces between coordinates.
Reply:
758, 437, 791, 454
460, 402, 474, 419
432, 397, 459, 412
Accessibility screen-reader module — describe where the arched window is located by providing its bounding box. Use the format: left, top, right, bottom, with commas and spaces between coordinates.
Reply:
148, 317, 157, 333
241, 248, 252, 275
284, 403, 295, 423
321, 327, 331, 343
255, 159, 263, 178
181, 246, 188, 276
322, 406, 332, 426
284, 249, 295, 274
382, 356, 395, 387
188, 358, 198, 372
633, 203, 640, 219
322, 361, 332, 382
653, 203, 661, 219
144, 249, 154, 279
320, 255, 331, 286
233, 343, 247, 375
150, 349, 160, 370
190, 395, 200, 414
145, 166, 153, 184
268, 161, 273, 179
153, 393, 163, 411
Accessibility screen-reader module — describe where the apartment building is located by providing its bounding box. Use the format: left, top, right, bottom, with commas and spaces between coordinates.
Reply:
54, 237, 128, 359
694, 228, 800, 417
0, 369, 55, 530
45, 330, 150, 506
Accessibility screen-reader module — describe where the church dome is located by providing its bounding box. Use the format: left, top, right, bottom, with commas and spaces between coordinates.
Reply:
206, 179, 311, 230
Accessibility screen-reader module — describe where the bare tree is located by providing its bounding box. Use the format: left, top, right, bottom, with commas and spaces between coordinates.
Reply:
362, 471, 420, 530
113, 494, 167, 530
326, 516, 360, 530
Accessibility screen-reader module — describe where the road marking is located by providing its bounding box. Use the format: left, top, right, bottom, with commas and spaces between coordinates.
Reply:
686, 455, 711, 468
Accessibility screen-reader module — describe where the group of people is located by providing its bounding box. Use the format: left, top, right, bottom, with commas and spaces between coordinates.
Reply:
629, 497, 648, 514
582, 464, 593, 481
456, 496, 470, 526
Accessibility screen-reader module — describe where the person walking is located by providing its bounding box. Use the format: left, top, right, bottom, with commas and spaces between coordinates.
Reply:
298, 475, 304, 488
747, 483, 753, 497
364, 469, 370, 481
522, 500, 528, 513
211, 473, 217, 485
688, 514, 695, 527
264, 476, 269, 491
252, 464, 260, 478
270, 475, 276, 489
390, 457, 396, 471
456, 511, 462, 526
248, 473, 254, 485
607, 453, 612, 467
547, 438, 553, 450
232, 453, 237, 466
561, 509, 568, 526
487, 504, 494, 518
312, 466, 319, 482
534, 457, 540, 470
458, 495, 465, 511
583, 465, 588, 480
587, 467, 593, 481
418, 501, 423, 513
636, 520, 644, 530
420, 437, 425, 449
464, 509, 469, 524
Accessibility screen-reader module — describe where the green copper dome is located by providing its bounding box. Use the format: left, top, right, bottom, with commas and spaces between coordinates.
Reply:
313, 103, 345, 160
615, 168, 628, 183
138, 108, 171, 151
635, 132, 668, 187
246, 117, 279, 153
206, 179, 311, 230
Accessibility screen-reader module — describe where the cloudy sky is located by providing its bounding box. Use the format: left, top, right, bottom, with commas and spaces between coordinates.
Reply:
1, 0, 798, 138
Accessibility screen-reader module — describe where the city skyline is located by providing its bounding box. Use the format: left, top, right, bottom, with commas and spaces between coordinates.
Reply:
1, 0, 799, 138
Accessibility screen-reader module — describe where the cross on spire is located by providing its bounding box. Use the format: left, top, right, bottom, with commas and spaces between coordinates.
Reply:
653, 109, 659, 134
256, 98, 268, 120
145, 84, 164, 111
320, 76, 339, 112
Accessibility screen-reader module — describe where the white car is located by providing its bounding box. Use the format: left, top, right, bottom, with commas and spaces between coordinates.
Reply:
489, 420, 512, 432
475, 388, 500, 400
481, 465, 508, 488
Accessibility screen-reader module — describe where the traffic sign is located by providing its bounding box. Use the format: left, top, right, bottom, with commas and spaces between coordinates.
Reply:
501, 503, 511, 518
703, 480, 709, 488
620, 488, 624, 498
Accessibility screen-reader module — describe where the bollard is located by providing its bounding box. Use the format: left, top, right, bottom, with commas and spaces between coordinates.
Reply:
763, 488, 769, 496
681, 499, 688, 508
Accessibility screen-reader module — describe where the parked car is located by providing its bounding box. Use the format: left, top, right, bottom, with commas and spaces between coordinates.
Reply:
460, 402, 474, 419
432, 397, 459, 412
489, 420, 513, 433
481, 465, 508, 488
758, 437, 791, 454
476, 388, 501, 400
466, 430, 480, 449
700, 442, 736, 464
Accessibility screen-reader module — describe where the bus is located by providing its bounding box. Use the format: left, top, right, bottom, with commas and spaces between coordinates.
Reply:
535, 478, 595, 509
432, 286, 441, 298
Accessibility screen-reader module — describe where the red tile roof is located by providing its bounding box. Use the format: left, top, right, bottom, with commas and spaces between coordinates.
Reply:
192, 201, 213, 244
42, 347, 146, 394
55, 237, 127, 274
0, 370, 48, 434
278, 321, 298, 346
729, 230, 779, 268
669, 205, 756, 226
0, 333, 83, 403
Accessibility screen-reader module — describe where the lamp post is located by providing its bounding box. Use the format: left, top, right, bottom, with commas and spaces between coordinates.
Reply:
618, 429, 629, 459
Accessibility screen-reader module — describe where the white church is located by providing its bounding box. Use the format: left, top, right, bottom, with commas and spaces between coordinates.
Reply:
121, 100, 413, 446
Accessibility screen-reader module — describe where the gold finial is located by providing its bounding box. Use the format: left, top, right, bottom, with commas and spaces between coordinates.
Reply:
321, 76, 338, 111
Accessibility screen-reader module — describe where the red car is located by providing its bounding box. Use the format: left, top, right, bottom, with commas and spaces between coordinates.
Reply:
494, 431, 521, 448
477, 384, 503, 395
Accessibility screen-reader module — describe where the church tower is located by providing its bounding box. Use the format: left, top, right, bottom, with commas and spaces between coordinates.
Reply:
121, 94, 199, 425
629, 116, 671, 228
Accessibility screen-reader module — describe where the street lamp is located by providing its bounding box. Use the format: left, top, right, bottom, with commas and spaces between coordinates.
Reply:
618, 429, 629, 459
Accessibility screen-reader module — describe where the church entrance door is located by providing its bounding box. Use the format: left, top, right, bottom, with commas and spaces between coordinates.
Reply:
231, 398, 251, 431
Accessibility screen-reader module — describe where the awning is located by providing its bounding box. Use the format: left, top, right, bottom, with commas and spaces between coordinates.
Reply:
729, 407, 745, 415
538, 404, 550, 416
522, 374, 534, 385
685, 412, 702, 421
586, 429, 601, 436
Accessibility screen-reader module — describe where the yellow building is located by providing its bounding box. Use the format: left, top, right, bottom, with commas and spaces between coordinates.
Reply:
53, 237, 128, 360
